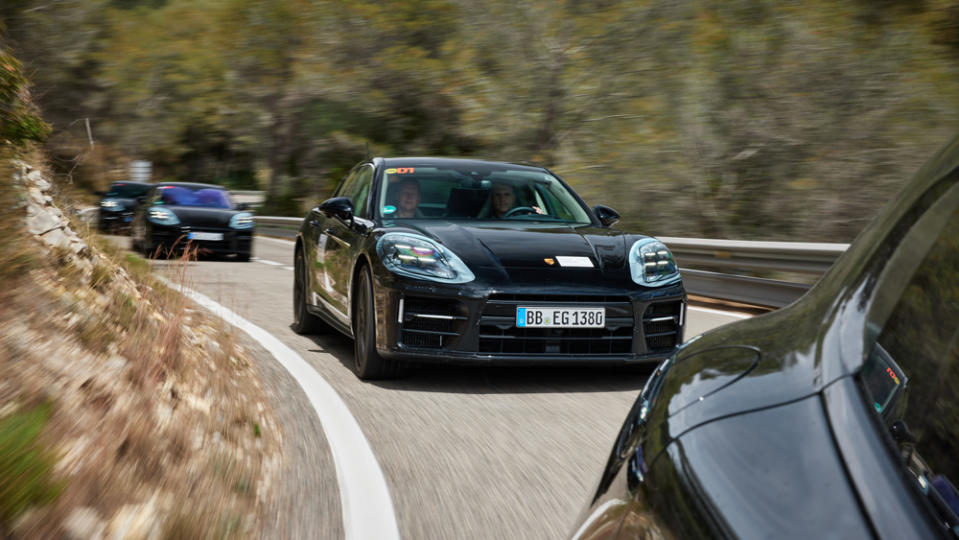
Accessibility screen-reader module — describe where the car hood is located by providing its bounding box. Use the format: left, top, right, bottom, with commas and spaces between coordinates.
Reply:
395, 221, 638, 284
168, 206, 240, 228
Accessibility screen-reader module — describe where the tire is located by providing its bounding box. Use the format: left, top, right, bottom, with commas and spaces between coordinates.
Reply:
292, 250, 329, 335
352, 266, 401, 380
236, 252, 251, 262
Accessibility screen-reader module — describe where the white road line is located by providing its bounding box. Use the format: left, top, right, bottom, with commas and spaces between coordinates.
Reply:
162, 279, 400, 540
256, 235, 296, 245
254, 258, 285, 267
688, 306, 753, 319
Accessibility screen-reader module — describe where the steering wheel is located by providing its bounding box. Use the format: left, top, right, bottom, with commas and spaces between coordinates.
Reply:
503, 206, 538, 218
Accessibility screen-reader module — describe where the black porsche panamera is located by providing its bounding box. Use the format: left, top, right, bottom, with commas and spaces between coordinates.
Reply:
293, 158, 687, 379
570, 136, 959, 538
131, 182, 255, 261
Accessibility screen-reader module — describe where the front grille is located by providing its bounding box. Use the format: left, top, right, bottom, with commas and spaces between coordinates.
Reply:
479, 295, 633, 355
399, 296, 467, 349
643, 302, 682, 352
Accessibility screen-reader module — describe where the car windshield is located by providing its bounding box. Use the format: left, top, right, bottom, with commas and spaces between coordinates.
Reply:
376, 163, 592, 225
859, 182, 959, 531
106, 183, 149, 198
157, 186, 233, 209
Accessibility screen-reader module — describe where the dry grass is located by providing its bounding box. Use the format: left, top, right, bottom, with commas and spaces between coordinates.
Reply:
0, 149, 282, 538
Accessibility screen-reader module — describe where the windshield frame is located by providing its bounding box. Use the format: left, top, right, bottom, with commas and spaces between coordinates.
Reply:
153, 184, 236, 209
371, 159, 599, 227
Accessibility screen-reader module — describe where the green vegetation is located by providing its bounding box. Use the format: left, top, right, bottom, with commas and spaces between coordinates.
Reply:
5, 1, 959, 240
0, 403, 63, 534
0, 50, 49, 146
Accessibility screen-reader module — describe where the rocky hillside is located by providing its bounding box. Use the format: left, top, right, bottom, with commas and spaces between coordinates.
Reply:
0, 152, 283, 538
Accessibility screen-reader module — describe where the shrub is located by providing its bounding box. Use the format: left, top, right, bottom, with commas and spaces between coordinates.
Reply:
0, 49, 50, 146
0, 403, 63, 534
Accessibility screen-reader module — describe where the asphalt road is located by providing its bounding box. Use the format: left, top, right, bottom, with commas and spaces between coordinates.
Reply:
116, 234, 749, 539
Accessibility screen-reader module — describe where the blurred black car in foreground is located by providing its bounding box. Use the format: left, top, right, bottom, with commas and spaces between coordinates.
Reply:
131, 182, 254, 261
293, 158, 686, 379
97, 181, 150, 233
571, 137, 959, 538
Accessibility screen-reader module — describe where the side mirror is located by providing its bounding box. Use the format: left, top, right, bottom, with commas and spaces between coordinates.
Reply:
593, 205, 620, 227
236, 202, 250, 211
318, 196, 354, 222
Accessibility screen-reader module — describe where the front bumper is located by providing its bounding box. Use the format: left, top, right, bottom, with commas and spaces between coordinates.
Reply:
100, 209, 135, 230
149, 224, 253, 255
372, 272, 686, 366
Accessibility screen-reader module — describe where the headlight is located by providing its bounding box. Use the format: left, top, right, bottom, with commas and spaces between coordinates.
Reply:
230, 212, 255, 229
100, 199, 120, 209
629, 238, 680, 287
376, 233, 475, 284
148, 207, 180, 226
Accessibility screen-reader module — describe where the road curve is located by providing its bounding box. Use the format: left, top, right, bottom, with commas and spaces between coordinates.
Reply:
132, 235, 749, 539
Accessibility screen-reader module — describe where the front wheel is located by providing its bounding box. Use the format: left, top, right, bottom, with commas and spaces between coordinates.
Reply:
353, 266, 401, 380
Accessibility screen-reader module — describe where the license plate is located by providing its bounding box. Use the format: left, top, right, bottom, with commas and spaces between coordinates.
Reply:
516, 307, 605, 328
188, 232, 223, 241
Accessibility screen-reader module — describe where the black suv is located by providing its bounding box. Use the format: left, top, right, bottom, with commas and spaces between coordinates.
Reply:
97, 181, 151, 233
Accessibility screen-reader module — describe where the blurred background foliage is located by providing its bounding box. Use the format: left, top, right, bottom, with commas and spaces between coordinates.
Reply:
3, 0, 959, 238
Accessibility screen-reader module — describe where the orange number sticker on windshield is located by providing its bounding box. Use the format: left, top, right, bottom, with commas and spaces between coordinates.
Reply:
386, 167, 415, 175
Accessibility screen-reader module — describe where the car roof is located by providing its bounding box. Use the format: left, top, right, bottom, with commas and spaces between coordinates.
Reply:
379, 157, 548, 172
154, 181, 226, 190
109, 181, 151, 187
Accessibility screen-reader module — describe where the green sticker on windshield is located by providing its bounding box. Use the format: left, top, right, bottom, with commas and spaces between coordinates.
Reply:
383, 205, 396, 215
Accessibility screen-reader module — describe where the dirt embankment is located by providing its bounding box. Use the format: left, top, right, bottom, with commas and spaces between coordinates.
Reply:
0, 153, 283, 539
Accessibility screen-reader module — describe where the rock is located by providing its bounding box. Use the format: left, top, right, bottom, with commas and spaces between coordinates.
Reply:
203, 336, 221, 355
106, 355, 128, 372
69, 238, 89, 257
40, 227, 72, 251
26, 207, 63, 236
63, 507, 106, 540
27, 170, 52, 192
105, 497, 162, 540
27, 186, 47, 206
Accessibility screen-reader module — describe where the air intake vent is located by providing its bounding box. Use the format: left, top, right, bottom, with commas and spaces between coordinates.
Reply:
642, 302, 682, 352
400, 297, 467, 349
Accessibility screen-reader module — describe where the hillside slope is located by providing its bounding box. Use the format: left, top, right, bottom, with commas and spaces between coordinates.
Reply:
0, 151, 283, 539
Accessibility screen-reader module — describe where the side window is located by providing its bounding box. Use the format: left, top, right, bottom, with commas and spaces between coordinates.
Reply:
859, 195, 959, 528
335, 165, 373, 218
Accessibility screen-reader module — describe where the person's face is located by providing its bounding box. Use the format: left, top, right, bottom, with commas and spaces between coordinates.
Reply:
492, 184, 515, 216
397, 182, 420, 216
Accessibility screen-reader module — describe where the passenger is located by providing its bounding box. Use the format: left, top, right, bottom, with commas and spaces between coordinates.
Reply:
394, 178, 421, 218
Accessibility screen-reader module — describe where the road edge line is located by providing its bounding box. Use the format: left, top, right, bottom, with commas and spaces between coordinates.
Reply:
161, 278, 401, 540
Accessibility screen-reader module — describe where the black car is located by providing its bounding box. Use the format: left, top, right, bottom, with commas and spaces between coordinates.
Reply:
571, 137, 959, 538
293, 158, 687, 379
97, 181, 151, 233
131, 182, 254, 261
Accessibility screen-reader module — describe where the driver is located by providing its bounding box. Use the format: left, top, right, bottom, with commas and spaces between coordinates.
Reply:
489, 181, 545, 218
490, 181, 517, 219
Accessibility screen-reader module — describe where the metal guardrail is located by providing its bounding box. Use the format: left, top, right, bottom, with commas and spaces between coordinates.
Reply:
252, 216, 850, 309
658, 237, 849, 308
255, 216, 302, 227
